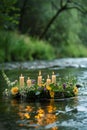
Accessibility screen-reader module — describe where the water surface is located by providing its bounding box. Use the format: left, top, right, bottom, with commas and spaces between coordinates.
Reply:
0, 58, 87, 130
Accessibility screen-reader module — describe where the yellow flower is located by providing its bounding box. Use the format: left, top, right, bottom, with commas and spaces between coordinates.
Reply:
11, 87, 19, 95
73, 86, 78, 95
46, 86, 51, 91
24, 113, 30, 119
50, 91, 54, 98
38, 83, 46, 87
42, 83, 46, 87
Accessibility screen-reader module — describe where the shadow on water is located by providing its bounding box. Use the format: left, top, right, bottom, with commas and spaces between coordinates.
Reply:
0, 58, 87, 130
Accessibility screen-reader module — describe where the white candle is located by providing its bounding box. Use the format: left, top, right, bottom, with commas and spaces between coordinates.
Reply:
27, 77, 32, 87
52, 72, 56, 84
37, 70, 42, 86
19, 74, 24, 87
46, 75, 51, 86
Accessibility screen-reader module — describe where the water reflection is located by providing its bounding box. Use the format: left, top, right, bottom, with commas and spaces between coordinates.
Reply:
9, 98, 79, 130
10, 99, 57, 129
35, 101, 57, 129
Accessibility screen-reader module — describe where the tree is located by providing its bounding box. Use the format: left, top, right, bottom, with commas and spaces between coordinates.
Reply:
39, 0, 87, 39
0, 0, 19, 30
18, 0, 53, 34
18, 0, 28, 32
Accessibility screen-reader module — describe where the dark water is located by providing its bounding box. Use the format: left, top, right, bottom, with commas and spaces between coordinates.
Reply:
0, 58, 87, 130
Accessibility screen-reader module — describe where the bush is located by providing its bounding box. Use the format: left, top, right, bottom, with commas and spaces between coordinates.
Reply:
56, 42, 87, 58
0, 30, 55, 62
0, 30, 13, 62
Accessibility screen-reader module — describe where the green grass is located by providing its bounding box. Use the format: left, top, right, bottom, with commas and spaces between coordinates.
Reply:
0, 30, 87, 63
56, 42, 87, 58
0, 30, 55, 62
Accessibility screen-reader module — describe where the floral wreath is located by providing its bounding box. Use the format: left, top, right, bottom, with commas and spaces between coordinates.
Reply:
2, 71, 78, 100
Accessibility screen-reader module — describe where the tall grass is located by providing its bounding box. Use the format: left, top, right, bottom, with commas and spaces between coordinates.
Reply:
0, 30, 87, 63
56, 42, 87, 58
0, 30, 55, 62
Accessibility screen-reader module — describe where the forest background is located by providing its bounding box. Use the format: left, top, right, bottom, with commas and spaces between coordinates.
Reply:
0, 0, 87, 62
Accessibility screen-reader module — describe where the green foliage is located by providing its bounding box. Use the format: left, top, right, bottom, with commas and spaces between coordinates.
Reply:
0, 30, 55, 62
0, 30, 13, 62
19, 0, 54, 34
0, 0, 87, 60
47, 9, 87, 58
0, 0, 19, 29
10, 34, 55, 61
27, 38, 55, 60
56, 42, 87, 57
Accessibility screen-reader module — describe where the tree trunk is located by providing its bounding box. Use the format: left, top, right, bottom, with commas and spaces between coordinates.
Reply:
19, 0, 28, 32
39, 8, 65, 39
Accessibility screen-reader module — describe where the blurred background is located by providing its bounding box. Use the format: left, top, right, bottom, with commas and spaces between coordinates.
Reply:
0, 0, 87, 62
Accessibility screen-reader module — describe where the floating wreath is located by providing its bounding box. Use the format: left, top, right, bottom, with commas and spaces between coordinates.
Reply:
2, 71, 78, 100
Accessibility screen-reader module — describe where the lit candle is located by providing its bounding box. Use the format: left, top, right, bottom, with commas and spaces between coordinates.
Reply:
27, 77, 32, 87
19, 74, 24, 87
37, 70, 42, 86
46, 75, 51, 86
52, 72, 56, 84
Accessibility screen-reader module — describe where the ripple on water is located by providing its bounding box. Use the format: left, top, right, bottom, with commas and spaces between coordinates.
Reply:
1, 58, 87, 70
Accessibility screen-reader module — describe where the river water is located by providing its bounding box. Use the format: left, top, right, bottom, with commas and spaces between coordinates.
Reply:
0, 58, 87, 130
